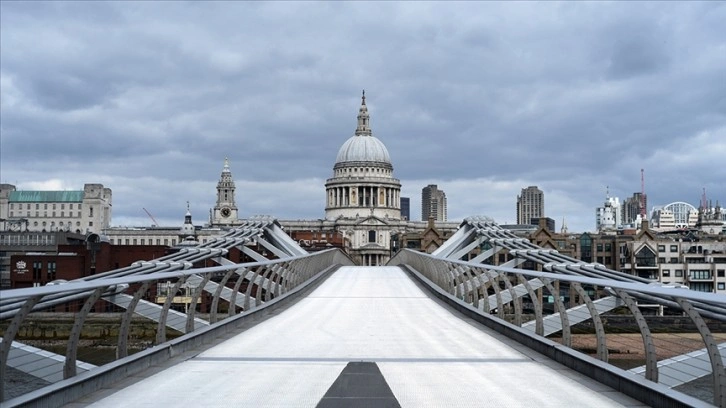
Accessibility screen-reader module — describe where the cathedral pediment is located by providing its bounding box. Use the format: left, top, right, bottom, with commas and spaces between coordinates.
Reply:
354, 215, 390, 227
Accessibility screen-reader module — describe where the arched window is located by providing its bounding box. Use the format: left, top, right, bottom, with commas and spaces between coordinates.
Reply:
635, 246, 656, 267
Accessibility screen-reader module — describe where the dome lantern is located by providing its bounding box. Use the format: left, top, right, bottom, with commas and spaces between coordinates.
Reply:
334, 91, 392, 168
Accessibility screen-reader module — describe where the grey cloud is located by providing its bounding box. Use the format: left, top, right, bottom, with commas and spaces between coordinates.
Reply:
1, 1, 724, 232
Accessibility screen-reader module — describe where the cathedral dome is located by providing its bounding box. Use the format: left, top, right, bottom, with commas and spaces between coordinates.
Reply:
334, 91, 392, 167
335, 135, 391, 165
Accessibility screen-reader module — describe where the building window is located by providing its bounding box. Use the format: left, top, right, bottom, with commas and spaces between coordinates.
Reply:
635, 246, 656, 267
33, 261, 42, 281
670, 245, 678, 252
47, 261, 56, 281
53, 204, 56, 210
35, 204, 39, 210
69, 203, 73, 209
675, 270, 683, 277
157, 239, 161, 245
662, 270, 670, 277
61, 204, 65, 209
658, 245, 665, 252
125, 239, 130, 245
689, 270, 712, 280
89, 221, 93, 226
690, 282, 713, 292
718, 269, 725, 278
368, 230, 376, 243
670, 257, 678, 263
718, 283, 725, 291
132, 239, 137, 245
658, 257, 666, 263
596, 244, 603, 251
605, 243, 611, 251
140, 239, 145, 245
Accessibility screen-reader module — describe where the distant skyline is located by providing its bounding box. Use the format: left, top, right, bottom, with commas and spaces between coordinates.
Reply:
1, 2, 724, 232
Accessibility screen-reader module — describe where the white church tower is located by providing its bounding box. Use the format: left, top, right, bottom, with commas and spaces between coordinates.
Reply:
596, 187, 621, 233
211, 158, 239, 226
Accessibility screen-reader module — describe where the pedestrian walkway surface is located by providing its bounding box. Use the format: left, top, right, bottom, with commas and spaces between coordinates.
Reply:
80, 266, 646, 407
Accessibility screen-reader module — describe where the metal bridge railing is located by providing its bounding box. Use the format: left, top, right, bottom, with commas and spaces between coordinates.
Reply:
390, 248, 726, 407
0, 248, 353, 403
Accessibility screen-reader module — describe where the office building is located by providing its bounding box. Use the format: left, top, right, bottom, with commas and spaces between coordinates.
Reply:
516, 186, 543, 225
622, 193, 647, 226
422, 185, 447, 221
400, 197, 410, 220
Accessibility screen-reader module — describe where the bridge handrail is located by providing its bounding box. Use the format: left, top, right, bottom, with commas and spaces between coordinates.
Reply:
0, 248, 340, 303
1, 248, 353, 403
389, 248, 726, 407
392, 249, 726, 306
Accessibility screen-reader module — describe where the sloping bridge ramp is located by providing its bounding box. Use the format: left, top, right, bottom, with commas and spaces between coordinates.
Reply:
79, 266, 642, 407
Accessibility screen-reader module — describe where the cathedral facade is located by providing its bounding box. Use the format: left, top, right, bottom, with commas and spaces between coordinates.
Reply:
320, 92, 405, 265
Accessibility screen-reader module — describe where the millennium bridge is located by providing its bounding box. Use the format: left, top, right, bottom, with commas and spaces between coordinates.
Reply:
2, 216, 725, 407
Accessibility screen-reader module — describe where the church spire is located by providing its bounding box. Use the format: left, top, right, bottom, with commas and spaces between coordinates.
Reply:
355, 89, 372, 136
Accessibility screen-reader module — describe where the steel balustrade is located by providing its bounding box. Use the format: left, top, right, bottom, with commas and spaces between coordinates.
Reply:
390, 248, 726, 407
0, 217, 298, 320
0, 248, 353, 403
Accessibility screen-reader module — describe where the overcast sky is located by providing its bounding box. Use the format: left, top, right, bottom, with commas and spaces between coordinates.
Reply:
1, 2, 724, 233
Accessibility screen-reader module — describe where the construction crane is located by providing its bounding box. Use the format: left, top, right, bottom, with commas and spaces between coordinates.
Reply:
142, 208, 159, 227
640, 169, 646, 219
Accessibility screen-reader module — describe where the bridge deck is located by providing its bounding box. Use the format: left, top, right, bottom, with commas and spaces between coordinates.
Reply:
77, 266, 645, 407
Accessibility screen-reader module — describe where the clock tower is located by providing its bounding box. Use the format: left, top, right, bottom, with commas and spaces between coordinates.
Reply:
212, 158, 239, 225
